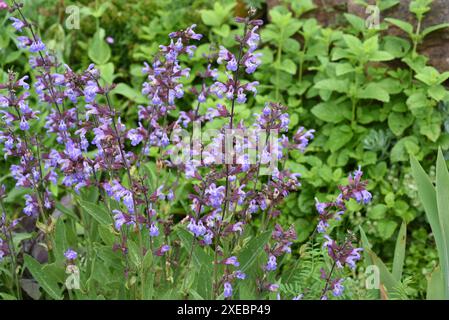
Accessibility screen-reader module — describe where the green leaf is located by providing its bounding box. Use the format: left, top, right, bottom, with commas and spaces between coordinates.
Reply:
360, 227, 399, 295
279, 59, 297, 75
177, 228, 214, 270
422, 23, 449, 38
435, 149, 449, 298
238, 231, 271, 272
343, 34, 363, 53
54, 218, 68, 263
428, 85, 448, 101
369, 51, 395, 62
427, 267, 445, 300
357, 83, 390, 102
78, 200, 112, 225
196, 265, 213, 300
368, 204, 388, 220
24, 255, 63, 300
406, 91, 430, 117
344, 13, 366, 32
112, 83, 147, 104
200, 2, 234, 27
392, 221, 407, 281
377, 220, 398, 240
391, 136, 419, 162
388, 112, 414, 136
335, 63, 354, 76
311, 102, 345, 123
324, 125, 353, 152
411, 154, 449, 299
385, 18, 414, 35
0, 293, 17, 300
418, 114, 441, 142
88, 28, 111, 65
128, 240, 141, 269
383, 36, 411, 58
314, 79, 349, 93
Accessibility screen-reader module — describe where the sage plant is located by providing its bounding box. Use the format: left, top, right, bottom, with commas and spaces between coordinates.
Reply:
0, 2, 370, 300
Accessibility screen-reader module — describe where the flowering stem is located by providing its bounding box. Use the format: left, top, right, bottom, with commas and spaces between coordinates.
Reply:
320, 259, 337, 299
12, 0, 62, 115
100, 86, 146, 298
0, 199, 22, 299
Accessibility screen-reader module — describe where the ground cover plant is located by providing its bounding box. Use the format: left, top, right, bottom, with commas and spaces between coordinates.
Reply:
0, 0, 449, 300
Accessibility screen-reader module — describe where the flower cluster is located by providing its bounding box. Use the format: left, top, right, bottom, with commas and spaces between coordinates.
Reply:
315, 167, 372, 299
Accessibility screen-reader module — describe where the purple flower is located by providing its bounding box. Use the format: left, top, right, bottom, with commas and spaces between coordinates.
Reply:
185, 24, 203, 40
149, 223, 159, 237
345, 247, 363, 269
217, 46, 238, 71
243, 52, 262, 74
64, 249, 78, 260
10, 17, 25, 31
223, 256, 240, 267
16, 36, 31, 49
223, 282, 233, 298
265, 255, 277, 271
293, 127, 315, 152
203, 231, 214, 245
246, 26, 260, 52
127, 128, 145, 146
187, 218, 206, 237
268, 284, 279, 292
23, 194, 39, 216
19, 117, 29, 131
235, 270, 246, 280
155, 244, 170, 256
29, 39, 46, 53
18, 76, 30, 89
83, 81, 98, 103
205, 183, 225, 208
113, 210, 134, 230
332, 278, 345, 297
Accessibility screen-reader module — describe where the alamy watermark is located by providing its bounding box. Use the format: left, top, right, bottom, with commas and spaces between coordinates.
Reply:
168, 122, 280, 175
